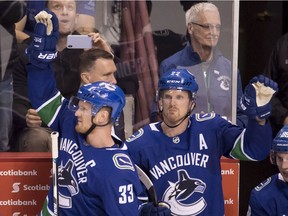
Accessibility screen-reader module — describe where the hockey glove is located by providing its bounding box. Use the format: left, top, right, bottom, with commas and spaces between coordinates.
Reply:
139, 201, 171, 216
25, 9, 59, 68
240, 75, 278, 120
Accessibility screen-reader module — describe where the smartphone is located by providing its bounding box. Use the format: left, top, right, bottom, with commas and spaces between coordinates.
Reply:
67, 35, 92, 49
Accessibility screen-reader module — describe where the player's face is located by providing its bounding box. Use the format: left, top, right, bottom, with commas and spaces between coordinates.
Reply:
48, 0, 78, 35
160, 90, 193, 125
74, 100, 93, 133
188, 9, 221, 48
82, 58, 117, 84
276, 152, 288, 182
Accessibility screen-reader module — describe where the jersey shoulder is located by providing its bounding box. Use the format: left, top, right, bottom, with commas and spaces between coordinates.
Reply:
252, 174, 278, 196
250, 174, 280, 210
126, 122, 161, 141
194, 113, 216, 121
192, 113, 226, 122
125, 122, 164, 153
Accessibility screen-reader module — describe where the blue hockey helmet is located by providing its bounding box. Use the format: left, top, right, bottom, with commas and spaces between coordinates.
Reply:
69, 81, 125, 122
271, 125, 288, 164
158, 68, 198, 99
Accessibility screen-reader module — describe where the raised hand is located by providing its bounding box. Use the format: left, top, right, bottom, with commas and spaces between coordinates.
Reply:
240, 75, 278, 120
25, 9, 59, 68
88, 32, 114, 55
35, 10, 53, 35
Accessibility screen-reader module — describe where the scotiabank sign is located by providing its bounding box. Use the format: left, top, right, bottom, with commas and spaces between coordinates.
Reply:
221, 158, 239, 215
0, 153, 52, 215
0, 153, 239, 215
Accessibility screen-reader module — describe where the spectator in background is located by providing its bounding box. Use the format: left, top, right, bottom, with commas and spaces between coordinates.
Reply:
74, 0, 96, 34
247, 125, 288, 215
0, 1, 26, 151
263, 32, 288, 137
145, 0, 188, 65
146, 0, 206, 65
158, 2, 246, 126
148, 0, 205, 123
179, 0, 206, 12
15, 0, 95, 43
12, 0, 124, 152
13, 0, 81, 152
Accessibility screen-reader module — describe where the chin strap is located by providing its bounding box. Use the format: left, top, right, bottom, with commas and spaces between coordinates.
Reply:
159, 102, 194, 129
80, 116, 112, 138
81, 123, 97, 138
162, 111, 192, 128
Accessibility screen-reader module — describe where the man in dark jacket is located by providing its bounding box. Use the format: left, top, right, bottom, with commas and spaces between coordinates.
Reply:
12, 0, 125, 151
158, 2, 246, 127
0, 1, 26, 151
12, 0, 82, 152
263, 32, 288, 137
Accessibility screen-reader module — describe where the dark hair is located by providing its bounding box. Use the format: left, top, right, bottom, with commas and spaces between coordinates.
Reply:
146, 0, 152, 16
180, 0, 207, 12
79, 48, 114, 73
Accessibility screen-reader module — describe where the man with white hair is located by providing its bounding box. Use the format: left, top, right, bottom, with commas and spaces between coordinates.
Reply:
159, 2, 246, 126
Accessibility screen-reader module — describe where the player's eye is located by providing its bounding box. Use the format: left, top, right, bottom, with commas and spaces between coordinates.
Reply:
67, 4, 75, 11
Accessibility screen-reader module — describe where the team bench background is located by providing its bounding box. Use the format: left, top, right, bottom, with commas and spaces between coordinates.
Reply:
0, 153, 239, 215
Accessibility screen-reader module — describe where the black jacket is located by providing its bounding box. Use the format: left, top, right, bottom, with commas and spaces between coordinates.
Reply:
0, 1, 26, 81
263, 32, 288, 136
13, 33, 83, 129
13, 33, 126, 141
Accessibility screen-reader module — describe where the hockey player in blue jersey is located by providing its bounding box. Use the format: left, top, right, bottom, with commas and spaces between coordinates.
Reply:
25, 9, 171, 216
157, 2, 246, 127
126, 68, 278, 215
247, 125, 288, 215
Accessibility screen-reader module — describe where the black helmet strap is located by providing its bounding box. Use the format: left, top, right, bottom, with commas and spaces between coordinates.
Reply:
160, 101, 194, 128
80, 115, 112, 139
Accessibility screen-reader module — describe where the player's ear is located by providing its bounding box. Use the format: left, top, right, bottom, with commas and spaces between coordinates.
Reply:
270, 151, 276, 165
94, 107, 111, 125
80, 72, 90, 84
189, 100, 196, 112
158, 100, 163, 112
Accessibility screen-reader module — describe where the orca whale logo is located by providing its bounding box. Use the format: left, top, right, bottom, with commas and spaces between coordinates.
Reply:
163, 169, 207, 216
58, 159, 79, 196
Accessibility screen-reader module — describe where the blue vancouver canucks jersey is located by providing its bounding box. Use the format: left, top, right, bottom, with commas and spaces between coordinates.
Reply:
126, 114, 272, 215
248, 173, 288, 216
27, 65, 142, 215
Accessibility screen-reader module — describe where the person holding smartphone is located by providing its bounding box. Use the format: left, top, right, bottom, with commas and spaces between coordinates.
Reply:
15, 0, 96, 43
12, 0, 122, 152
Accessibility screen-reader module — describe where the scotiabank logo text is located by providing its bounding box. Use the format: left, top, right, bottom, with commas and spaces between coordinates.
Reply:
0, 199, 37, 206
0, 169, 37, 176
13, 212, 38, 216
12, 183, 50, 193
